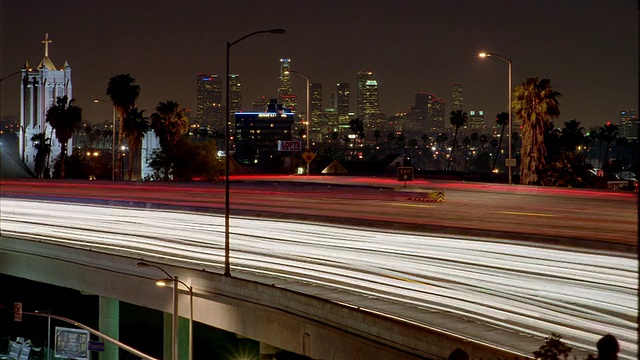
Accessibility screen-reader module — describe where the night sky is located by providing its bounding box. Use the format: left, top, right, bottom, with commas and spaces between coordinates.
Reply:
1, 1, 637, 131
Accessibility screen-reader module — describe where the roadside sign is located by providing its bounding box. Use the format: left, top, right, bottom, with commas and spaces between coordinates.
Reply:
55, 327, 89, 359
505, 158, 516, 167
88, 341, 105, 352
278, 140, 302, 152
303, 149, 316, 163
397, 167, 414, 182
13, 302, 22, 322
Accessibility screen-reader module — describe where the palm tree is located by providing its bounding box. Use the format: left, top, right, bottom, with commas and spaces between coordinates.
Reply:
598, 122, 619, 168
447, 110, 468, 171
106, 74, 141, 178
45, 96, 83, 178
30, 132, 51, 178
479, 134, 488, 148
420, 133, 430, 147
123, 107, 150, 180
512, 78, 561, 185
84, 124, 94, 149
435, 133, 448, 151
374, 129, 382, 148
150, 100, 189, 181
560, 120, 585, 152
330, 131, 340, 144
349, 118, 365, 160
492, 112, 508, 169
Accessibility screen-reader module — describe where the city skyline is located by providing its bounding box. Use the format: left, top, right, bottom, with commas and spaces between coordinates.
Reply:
1, 1, 637, 131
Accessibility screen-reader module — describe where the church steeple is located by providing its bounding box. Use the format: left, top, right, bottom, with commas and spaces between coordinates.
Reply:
38, 33, 56, 70
42, 33, 52, 57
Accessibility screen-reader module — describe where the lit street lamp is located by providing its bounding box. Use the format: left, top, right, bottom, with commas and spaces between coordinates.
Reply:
93, 98, 117, 180
285, 70, 311, 175
225, 28, 286, 277
479, 52, 513, 185
136, 262, 193, 360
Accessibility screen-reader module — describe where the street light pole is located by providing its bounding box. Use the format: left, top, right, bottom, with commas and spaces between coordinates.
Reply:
136, 262, 193, 360
224, 28, 286, 277
287, 70, 311, 175
479, 52, 513, 185
94, 99, 117, 180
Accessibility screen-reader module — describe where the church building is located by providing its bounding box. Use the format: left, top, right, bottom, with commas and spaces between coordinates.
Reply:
19, 33, 73, 175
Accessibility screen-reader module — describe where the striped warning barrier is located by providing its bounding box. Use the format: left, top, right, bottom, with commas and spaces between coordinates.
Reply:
408, 191, 445, 203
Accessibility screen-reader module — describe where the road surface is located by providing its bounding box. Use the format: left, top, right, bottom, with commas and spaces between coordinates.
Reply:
0, 177, 636, 246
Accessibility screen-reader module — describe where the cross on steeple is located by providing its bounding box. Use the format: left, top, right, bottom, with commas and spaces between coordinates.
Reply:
42, 33, 52, 57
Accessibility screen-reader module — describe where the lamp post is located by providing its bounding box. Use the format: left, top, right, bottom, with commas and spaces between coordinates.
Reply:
286, 70, 311, 175
225, 28, 285, 277
479, 52, 513, 185
34, 309, 51, 360
136, 262, 193, 360
93, 98, 117, 180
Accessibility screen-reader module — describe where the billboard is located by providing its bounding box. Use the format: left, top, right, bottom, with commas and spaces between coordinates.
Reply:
55, 327, 89, 359
277, 140, 302, 151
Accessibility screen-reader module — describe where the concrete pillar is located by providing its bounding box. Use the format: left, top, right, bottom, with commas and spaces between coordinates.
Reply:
178, 317, 189, 360
98, 297, 119, 360
163, 313, 172, 360
260, 342, 279, 360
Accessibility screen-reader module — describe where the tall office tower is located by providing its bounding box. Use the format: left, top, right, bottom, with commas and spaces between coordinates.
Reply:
337, 82, 350, 125
451, 83, 463, 112
356, 71, 379, 123
196, 73, 222, 129
278, 58, 297, 111
309, 82, 323, 124
428, 96, 446, 132
252, 96, 268, 112
620, 109, 638, 139
20, 33, 73, 175
415, 92, 430, 114
468, 110, 485, 130
228, 74, 242, 116
329, 91, 337, 108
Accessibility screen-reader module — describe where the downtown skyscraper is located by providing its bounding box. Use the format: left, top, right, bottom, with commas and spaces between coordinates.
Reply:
468, 110, 485, 130
278, 58, 297, 111
451, 83, 463, 112
310, 82, 323, 123
415, 92, 445, 133
337, 82, 350, 125
196, 73, 222, 130
620, 109, 638, 139
356, 71, 379, 123
228, 74, 242, 116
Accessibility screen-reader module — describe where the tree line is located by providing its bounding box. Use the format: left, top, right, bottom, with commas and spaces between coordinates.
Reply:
32, 74, 222, 181
31, 75, 635, 188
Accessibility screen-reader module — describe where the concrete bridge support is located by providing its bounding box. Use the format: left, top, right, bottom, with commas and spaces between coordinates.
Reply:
99, 297, 119, 360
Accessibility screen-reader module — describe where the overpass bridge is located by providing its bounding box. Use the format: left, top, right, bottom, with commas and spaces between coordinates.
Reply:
1, 237, 524, 360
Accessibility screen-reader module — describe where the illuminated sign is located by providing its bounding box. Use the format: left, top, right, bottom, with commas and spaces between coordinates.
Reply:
55, 327, 89, 359
278, 141, 302, 151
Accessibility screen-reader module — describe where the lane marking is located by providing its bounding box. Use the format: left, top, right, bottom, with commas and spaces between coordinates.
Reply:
390, 202, 435, 208
499, 211, 556, 217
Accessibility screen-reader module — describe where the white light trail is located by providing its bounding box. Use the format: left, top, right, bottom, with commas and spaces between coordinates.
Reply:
0, 199, 636, 359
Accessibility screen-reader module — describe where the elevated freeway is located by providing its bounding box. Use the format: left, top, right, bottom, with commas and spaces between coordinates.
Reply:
0, 178, 636, 359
